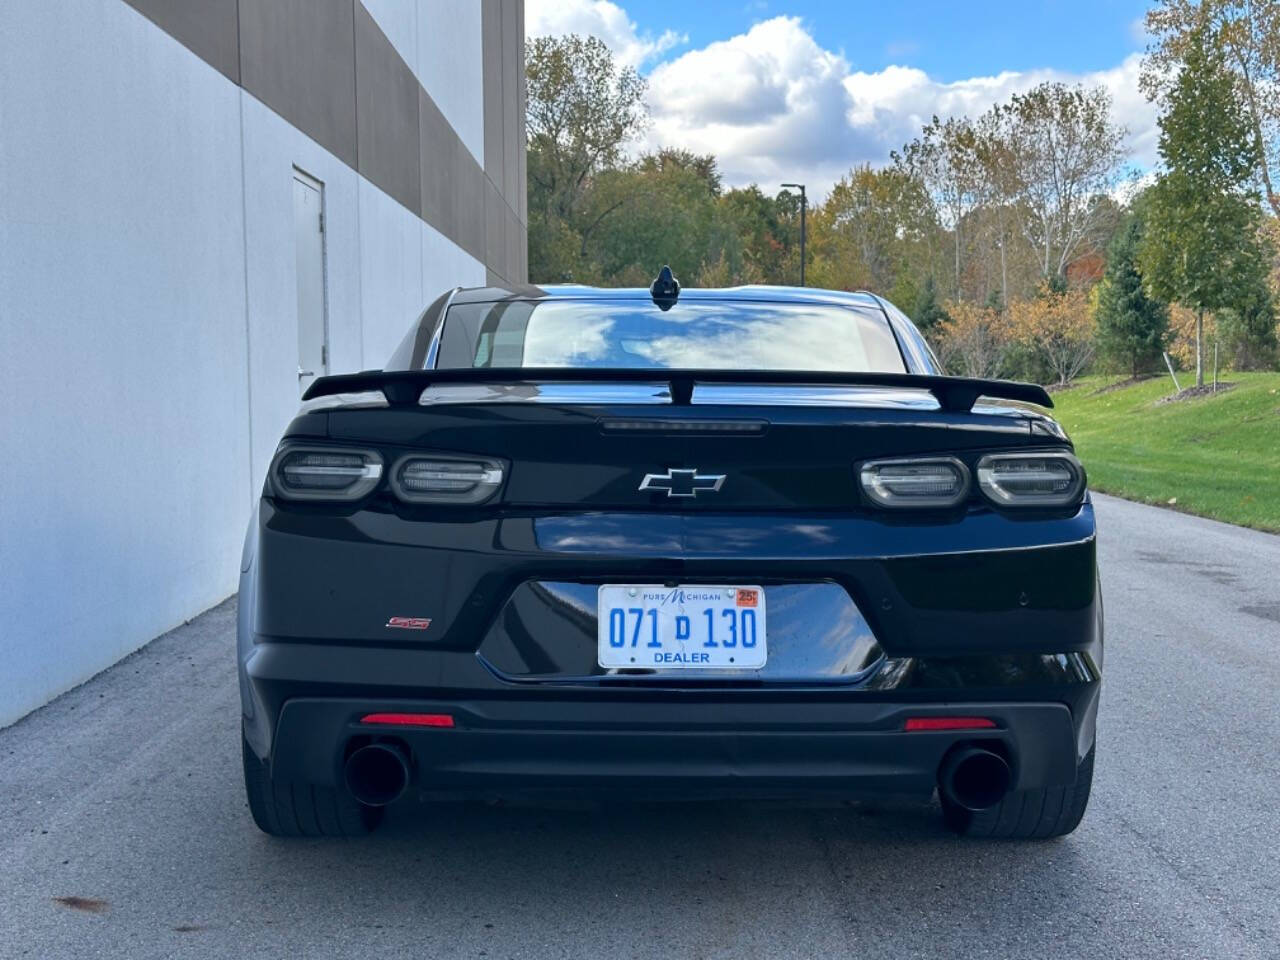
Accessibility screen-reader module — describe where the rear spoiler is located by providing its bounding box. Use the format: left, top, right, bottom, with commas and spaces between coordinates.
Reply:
302, 368, 1052, 413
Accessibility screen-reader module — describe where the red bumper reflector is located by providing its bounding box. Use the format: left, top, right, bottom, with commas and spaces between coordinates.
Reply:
360, 712, 454, 728
903, 716, 997, 732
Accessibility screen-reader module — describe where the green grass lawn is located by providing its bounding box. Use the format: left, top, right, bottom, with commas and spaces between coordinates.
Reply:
1050, 371, 1280, 531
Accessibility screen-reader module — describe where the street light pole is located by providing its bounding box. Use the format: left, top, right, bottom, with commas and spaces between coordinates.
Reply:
781, 183, 806, 286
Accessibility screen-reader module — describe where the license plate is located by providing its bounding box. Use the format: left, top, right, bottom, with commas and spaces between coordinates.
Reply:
597, 585, 767, 670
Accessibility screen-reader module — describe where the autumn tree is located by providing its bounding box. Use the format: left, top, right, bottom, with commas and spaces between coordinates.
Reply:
1144, 0, 1280, 217
1095, 209, 1170, 377
971, 108, 1020, 306
895, 117, 981, 300
1139, 25, 1268, 386
809, 165, 935, 295
989, 83, 1127, 282
1007, 285, 1095, 386
934, 300, 1011, 378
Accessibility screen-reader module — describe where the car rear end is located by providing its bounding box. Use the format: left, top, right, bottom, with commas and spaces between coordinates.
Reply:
238, 287, 1101, 839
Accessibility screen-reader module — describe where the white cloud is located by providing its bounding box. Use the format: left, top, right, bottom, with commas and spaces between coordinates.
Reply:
643, 18, 855, 189
526, 0, 685, 68
530, 11, 1158, 201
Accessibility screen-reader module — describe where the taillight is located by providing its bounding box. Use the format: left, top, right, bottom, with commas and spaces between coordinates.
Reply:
390, 455, 504, 504
858, 457, 969, 508
976, 452, 1085, 507
270, 447, 383, 501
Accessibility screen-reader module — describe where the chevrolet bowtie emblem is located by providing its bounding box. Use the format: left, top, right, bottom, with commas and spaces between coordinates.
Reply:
638, 468, 726, 498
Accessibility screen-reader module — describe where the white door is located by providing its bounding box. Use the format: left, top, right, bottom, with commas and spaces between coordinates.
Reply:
292, 171, 327, 395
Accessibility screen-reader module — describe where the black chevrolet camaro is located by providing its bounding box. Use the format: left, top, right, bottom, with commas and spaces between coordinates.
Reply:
237, 269, 1101, 840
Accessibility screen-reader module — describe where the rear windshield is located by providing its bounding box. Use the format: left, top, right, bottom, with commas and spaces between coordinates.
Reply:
435, 299, 906, 372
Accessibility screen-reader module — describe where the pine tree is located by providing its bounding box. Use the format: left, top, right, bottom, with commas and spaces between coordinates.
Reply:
1139, 24, 1268, 387
912, 275, 950, 333
1096, 211, 1170, 378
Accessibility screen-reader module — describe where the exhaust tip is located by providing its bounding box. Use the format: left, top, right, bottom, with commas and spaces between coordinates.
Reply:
939, 746, 1012, 812
344, 743, 410, 807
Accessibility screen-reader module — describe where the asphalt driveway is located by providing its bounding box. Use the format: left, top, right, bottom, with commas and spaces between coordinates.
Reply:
2, 494, 1278, 959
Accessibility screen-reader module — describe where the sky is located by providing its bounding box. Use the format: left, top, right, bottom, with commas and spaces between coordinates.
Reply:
526, 0, 1159, 200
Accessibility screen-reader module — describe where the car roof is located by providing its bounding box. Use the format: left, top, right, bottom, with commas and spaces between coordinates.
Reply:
448, 282, 887, 311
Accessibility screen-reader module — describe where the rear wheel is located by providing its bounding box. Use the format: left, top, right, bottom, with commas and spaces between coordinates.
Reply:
241, 733, 383, 837
941, 746, 1094, 839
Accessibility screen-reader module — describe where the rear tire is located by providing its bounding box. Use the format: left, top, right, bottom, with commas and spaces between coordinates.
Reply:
241, 733, 383, 837
941, 746, 1094, 839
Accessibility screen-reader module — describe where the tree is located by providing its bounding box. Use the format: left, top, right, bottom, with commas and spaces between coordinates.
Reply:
972, 108, 1019, 306
1267, 216, 1280, 295
696, 251, 734, 287
1216, 263, 1278, 368
991, 83, 1127, 282
714, 185, 791, 284
809, 165, 935, 294
934, 300, 1012, 378
895, 116, 981, 300
1095, 210, 1170, 377
1008, 285, 1096, 386
636, 148, 722, 194
525, 35, 648, 281
912, 275, 951, 334
1139, 25, 1268, 387
584, 153, 722, 284
1144, 0, 1280, 217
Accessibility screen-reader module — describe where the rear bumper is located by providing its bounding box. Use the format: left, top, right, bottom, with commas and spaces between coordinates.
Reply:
264, 695, 1086, 797
249, 501, 1101, 659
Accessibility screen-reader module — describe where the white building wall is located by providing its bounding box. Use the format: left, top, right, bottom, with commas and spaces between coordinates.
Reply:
422, 218, 487, 326
358, 178, 428, 370
239, 94, 366, 495
0, 0, 486, 726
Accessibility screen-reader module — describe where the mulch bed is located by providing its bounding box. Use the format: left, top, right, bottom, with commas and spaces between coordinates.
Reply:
1155, 382, 1237, 404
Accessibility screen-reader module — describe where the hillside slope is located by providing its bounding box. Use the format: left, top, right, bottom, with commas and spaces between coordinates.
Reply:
1052, 373, 1280, 532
